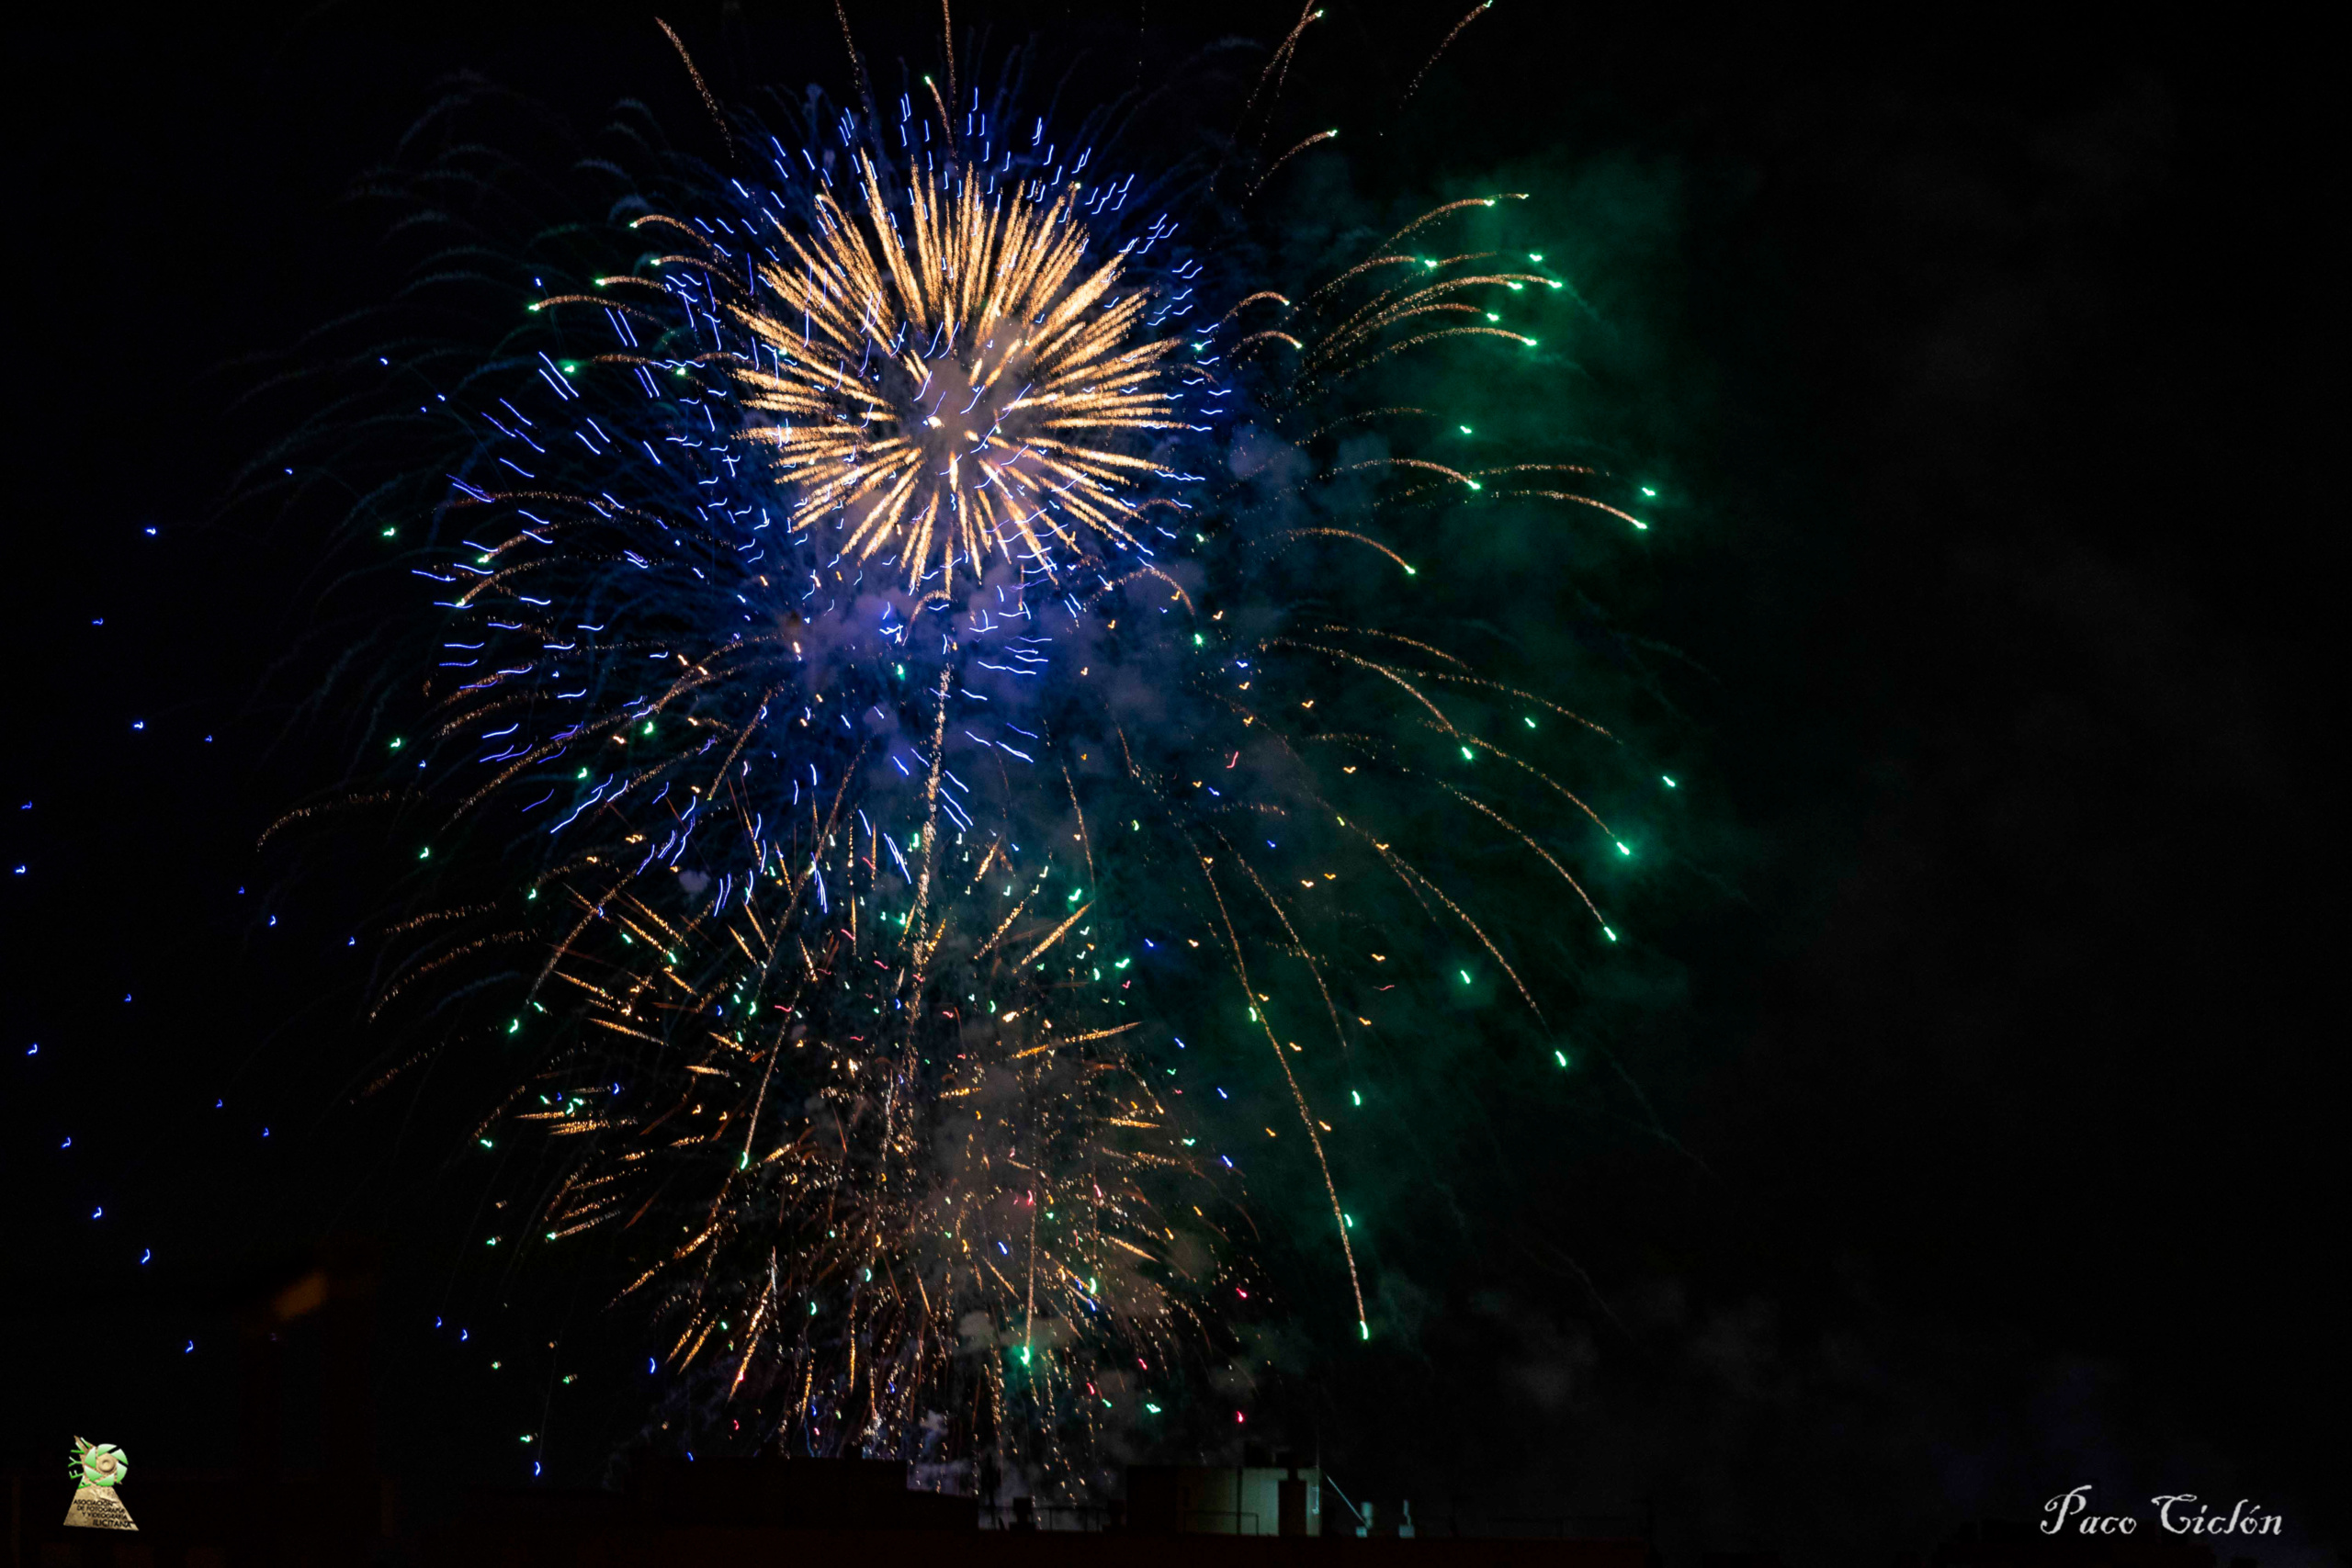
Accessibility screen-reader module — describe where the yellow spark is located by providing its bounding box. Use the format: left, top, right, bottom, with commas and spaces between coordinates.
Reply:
734, 156, 1181, 592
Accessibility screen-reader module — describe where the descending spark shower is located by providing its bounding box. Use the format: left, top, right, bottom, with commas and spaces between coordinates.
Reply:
288, 35, 1658, 1501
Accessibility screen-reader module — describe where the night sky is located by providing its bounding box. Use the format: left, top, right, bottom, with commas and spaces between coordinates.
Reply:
6, 4, 2336, 1562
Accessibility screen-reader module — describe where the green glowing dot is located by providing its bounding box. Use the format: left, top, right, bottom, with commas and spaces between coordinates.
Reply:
389, 738, 404, 750
485, 1236, 498, 1247
1529, 252, 1544, 262
1460, 424, 1473, 434
642, 720, 653, 734
1603, 927, 1619, 942
1360, 1320, 1371, 1340
527, 888, 538, 899
1193, 633, 1204, 646
1485, 312, 1499, 321
1616, 841, 1631, 857
739, 1151, 749, 1169
507, 1019, 520, 1034
1351, 1090, 1362, 1106
577, 768, 589, 779
1524, 716, 1536, 728
544, 1232, 555, 1241
1145, 1403, 1162, 1414
479, 1138, 493, 1148
1248, 1007, 1259, 1021
559, 361, 579, 375
1460, 746, 1475, 761
1522, 337, 1538, 347
1555, 1050, 1569, 1068
1343, 1213, 1355, 1227
1640, 486, 1657, 498
418, 846, 431, 860
1662, 775, 1678, 788
381, 527, 396, 537
1459, 969, 1472, 984
1466, 479, 1482, 491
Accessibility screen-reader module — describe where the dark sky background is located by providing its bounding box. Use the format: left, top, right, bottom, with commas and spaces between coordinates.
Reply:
5, 4, 2336, 1563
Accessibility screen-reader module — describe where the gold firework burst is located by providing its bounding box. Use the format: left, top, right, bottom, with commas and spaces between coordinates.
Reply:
736, 157, 1182, 590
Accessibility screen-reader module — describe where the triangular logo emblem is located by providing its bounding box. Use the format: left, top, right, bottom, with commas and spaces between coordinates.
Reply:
62, 1438, 138, 1531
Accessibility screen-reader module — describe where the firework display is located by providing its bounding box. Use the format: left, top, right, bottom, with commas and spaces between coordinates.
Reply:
739, 155, 1183, 583
19, 5, 2328, 1557
271, 35, 1660, 1502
